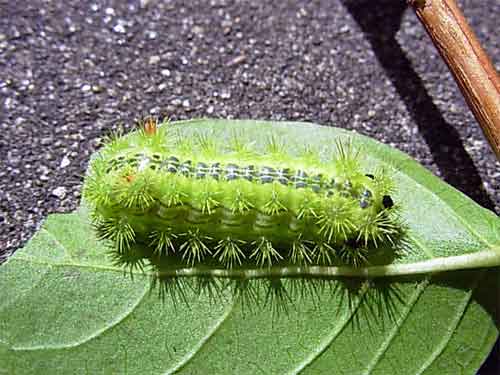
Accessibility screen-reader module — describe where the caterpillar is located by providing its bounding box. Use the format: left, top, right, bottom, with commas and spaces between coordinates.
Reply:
83, 118, 401, 268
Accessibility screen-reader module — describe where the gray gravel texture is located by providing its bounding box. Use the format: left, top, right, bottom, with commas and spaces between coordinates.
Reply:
0, 0, 498, 371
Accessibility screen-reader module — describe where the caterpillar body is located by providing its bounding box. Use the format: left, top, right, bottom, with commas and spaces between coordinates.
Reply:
83, 119, 400, 268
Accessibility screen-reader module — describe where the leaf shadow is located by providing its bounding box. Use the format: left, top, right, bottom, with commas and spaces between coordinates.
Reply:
109, 238, 412, 326
148, 265, 422, 330
108, 241, 498, 374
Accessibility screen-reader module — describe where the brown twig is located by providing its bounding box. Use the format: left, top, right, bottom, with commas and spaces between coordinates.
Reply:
408, 0, 500, 159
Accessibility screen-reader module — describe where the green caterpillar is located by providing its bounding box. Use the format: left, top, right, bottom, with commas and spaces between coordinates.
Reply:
83, 118, 400, 268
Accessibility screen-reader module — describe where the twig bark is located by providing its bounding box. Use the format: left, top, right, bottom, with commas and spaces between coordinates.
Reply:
408, 0, 500, 159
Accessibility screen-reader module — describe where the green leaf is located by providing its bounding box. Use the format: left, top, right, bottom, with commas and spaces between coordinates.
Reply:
1, 119, 498, 374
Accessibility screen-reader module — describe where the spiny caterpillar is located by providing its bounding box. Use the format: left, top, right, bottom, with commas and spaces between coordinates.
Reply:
83, 118, 400, 268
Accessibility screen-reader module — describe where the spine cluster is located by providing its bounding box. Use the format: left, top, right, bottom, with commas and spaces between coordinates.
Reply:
83, 119, 400, 268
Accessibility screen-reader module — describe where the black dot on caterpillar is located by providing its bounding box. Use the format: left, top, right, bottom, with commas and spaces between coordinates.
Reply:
382, 195, 394, 209
83, 118, 402, 269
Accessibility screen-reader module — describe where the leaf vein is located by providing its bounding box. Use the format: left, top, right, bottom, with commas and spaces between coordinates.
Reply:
292, 282, 371, 374
407, 234, 434, 259
415, 272, 482, 375
363, 278, 430, 375
166, 298, 236, 374
0, 265, 51, 317
11, 282, 150, 351
42, 228, 75, 261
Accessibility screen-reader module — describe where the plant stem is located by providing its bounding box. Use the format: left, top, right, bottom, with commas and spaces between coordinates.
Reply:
408, 0, 500, 159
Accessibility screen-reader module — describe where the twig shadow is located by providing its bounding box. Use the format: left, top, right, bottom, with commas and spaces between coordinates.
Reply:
340, 0, 495, 211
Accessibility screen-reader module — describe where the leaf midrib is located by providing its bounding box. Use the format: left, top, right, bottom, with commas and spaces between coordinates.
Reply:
13, 245, 500, 279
